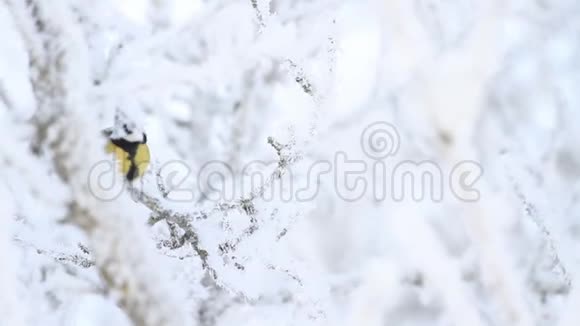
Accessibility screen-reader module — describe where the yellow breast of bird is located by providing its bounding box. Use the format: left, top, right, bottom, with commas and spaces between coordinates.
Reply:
133, 144, 150, 178
105, 141, 150, 179
105, 141, 132, 176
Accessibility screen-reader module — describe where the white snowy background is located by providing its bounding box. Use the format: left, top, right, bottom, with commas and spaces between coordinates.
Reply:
1, 0, 580, 325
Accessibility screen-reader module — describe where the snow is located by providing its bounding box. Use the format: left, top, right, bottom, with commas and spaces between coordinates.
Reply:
2, 0, 580, 325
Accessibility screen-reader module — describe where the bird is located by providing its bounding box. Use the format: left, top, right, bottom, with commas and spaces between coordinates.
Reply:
102, 123, 150, 182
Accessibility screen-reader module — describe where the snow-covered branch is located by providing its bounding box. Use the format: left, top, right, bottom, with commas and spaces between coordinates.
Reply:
4, 1, 190, 324
132, 135, 301, 281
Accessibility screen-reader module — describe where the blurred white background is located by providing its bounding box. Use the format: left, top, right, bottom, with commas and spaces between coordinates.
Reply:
1, 0, 580, 325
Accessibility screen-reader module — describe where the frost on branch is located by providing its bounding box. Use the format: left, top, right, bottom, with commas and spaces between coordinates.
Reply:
131, 134, 302, 283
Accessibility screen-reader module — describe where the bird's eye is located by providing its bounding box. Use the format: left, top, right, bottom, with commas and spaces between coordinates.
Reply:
123, 124, 131, 134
